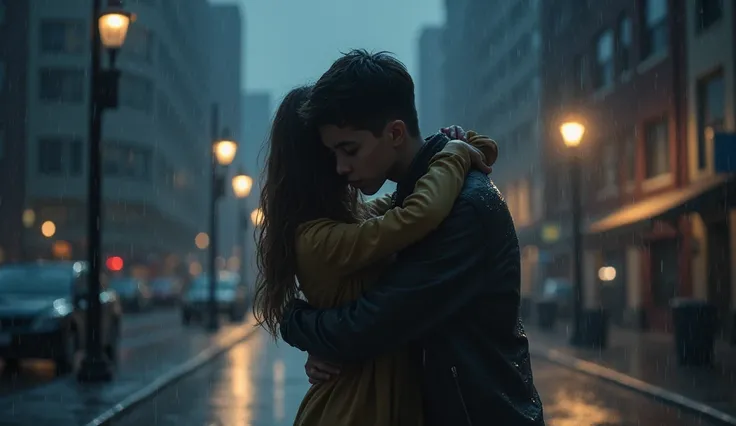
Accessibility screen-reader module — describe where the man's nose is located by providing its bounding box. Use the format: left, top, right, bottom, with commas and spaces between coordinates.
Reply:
336, 161, 352, 176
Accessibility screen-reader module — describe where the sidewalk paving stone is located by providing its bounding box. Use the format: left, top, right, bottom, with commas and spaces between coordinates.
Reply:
527, 322, 736, 420
0, 321, 255, 426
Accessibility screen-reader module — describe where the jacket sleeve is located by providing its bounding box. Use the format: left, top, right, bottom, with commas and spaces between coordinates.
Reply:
281, 196, 490, 362
363, 194, 394, 217
296, 141, 478, 277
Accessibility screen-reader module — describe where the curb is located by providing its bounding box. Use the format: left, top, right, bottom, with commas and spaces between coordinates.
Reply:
530, 345, 736, 426
84, 324, 259, 426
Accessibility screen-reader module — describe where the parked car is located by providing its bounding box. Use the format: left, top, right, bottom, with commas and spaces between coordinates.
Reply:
181, 272, 247, 325
150, 277, 182, 306
109, 276, 152, 312
0, 261, 122, 375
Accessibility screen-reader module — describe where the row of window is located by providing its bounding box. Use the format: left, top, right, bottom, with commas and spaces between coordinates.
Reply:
40, 19, 153, 63
38, 67, 153, 111
588, 0, 723, 93
37, 138, 152, 181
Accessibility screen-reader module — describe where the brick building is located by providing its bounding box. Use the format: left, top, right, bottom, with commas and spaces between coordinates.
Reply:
539, 0, 703, 331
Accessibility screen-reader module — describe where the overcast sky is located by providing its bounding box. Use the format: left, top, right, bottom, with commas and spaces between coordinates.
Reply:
212, 0, 445, 101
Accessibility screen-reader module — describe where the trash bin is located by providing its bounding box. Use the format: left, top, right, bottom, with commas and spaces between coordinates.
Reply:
578, 309, 609, 349
670, 299, 718, 366
536, 300, 557, 330
520, 297, 533, 322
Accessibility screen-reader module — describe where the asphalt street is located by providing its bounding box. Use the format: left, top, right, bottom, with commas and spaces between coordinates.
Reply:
110, 329, 723, 426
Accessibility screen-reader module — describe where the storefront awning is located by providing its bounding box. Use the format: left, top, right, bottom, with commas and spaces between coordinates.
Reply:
587, 174, 734, 234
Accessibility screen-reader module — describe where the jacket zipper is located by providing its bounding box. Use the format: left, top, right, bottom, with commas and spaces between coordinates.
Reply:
451, 366, 473, 425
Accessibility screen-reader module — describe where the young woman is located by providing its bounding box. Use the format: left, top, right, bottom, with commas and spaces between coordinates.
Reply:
254, 85, 498, 426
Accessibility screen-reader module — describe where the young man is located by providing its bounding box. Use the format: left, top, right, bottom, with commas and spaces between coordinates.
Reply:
281, 49, 545, 426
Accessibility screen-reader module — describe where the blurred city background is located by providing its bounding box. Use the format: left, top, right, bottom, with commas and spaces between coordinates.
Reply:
0, 0, 735, 425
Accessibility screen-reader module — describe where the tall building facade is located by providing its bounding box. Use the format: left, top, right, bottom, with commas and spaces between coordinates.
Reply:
0, 0, 216, 269
683, 0, 736, 339
239, 91, 271, 287
443, 0, 546, 299
417, 26, 444, 137
537, 0, 735, 332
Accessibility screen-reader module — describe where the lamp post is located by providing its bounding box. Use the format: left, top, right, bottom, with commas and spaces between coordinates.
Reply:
78, 0, 134, 383
232, 171, 253, 290
207, 105, 238, 332
560, 121, 585, 346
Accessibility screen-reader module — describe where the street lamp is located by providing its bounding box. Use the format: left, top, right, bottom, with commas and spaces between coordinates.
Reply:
250, 208, 264, 227
232, 171, 253, 283
560, 121, 585, 346
78, 0, 135, 383
206, 105, 238, 332
232, 172, 253, 199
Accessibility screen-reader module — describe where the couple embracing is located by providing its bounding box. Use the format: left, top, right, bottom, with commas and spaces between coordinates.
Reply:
254, 49, 545, 426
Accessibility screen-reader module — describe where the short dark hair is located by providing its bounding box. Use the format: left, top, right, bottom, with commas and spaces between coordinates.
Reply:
300, 49, 420, 138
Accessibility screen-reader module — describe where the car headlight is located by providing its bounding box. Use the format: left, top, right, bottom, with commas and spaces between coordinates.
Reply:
31, 299, 72, 331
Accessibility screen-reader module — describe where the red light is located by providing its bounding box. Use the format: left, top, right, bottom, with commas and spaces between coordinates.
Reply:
106, 256, 124, 271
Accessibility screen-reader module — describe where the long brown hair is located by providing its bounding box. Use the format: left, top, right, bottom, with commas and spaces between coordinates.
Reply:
253, 85, 363, 338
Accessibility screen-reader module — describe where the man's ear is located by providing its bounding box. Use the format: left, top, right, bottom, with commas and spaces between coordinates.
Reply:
385, 120, 407, 147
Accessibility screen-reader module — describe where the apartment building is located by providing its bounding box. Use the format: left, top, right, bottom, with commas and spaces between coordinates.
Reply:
0, 0, 218, 267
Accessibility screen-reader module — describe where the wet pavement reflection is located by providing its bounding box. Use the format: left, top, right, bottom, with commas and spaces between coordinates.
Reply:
112, 329, 724, 426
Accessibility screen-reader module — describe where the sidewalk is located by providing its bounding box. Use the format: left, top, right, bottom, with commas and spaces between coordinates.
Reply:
0, 321, 256, 426
526, 322, 736, 424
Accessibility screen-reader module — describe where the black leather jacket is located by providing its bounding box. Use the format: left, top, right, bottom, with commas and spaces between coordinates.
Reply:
281, 135, 545, 426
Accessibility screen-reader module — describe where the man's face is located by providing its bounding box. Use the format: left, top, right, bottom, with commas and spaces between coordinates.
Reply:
319, 123, 400, 196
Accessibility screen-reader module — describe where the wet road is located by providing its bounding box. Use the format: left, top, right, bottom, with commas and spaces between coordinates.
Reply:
0, 308, 182, 395
111, 329, 723, 426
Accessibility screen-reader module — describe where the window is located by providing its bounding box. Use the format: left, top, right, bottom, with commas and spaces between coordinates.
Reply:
623, 129, 637, 183
39, 68, 84, 103
70, 140, 83, 176
617, 15, 632, 74
38, 138, 65, 175
103, 144, 152, 180
601, 143, 618, 190
40, 20, 85, 54
697, 71, 725, 170
644, 118, 670, 178
642, 0, 668, 59
119, 73, 154, 111
595, 30, 614, 89
123, 25, 154, 62
697, 0, 723, 32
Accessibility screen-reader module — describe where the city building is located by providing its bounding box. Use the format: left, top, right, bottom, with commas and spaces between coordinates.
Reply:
539, 0, 710, 331
417, 26, 444, 137
684, 0, 736, 339
443, 0, 546, 301
0, 0, 215, 270
239, 91, 271, 286
209, 3, 244, 269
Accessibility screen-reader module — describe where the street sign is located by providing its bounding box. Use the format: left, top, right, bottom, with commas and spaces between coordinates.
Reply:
714, 133, 736, 173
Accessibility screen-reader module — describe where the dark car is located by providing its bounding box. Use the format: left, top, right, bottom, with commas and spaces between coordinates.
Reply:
109, 277, 152, 312
181, 272, 247, 325
0, 261, 122, 375
150, 277, 182, 306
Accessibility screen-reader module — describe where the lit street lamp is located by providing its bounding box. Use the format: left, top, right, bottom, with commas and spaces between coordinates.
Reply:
560, 121, 585, 346
206, 105, 238, 332
78, 0, 135, 383
250, 208, 264, 227
232, 172, 253, 199
232, 171, 253, 283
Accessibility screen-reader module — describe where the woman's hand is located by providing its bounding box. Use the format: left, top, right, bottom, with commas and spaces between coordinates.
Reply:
447, 140, 492, 174
440, 125, 467, 141
304, 353, 341, 385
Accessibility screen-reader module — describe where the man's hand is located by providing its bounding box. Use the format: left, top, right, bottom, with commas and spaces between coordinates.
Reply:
304, 353, 341, 385
440, 125, 467, 141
